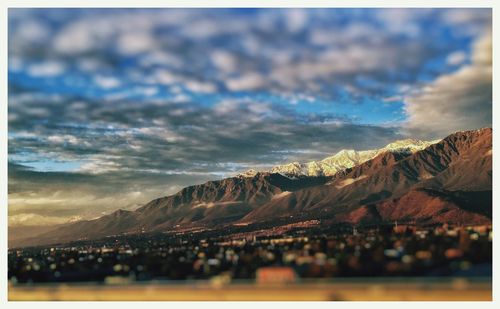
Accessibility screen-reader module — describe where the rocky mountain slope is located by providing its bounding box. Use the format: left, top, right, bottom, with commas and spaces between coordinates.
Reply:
242, 128, 492, 224
11, 128, 492, 247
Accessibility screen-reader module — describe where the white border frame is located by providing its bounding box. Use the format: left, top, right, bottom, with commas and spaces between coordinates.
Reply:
1, 1, 497, 308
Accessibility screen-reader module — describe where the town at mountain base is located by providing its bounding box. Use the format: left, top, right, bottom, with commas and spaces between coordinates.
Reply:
10, 128, 492, 248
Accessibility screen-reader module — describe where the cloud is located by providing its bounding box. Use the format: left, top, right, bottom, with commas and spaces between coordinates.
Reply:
94, 75, 122, 89
226, 72, 266, 91
8, 88, 404, 186
211, 50, 238, 73
403, 32, 492, 138
383, 96, 403, 103
441, 9, 491, 36
446, 51, 467, 66
264, 33, 443, 98
77, 155, 123, 174
117, 31, 155, 55
184, 80, 218, 93
27, 61, 65, 77
9, 213, 83, 227
47, 134, 91, 147
8, 162, 215, 225
285, 9, 308, 33
11, 9, 482, 100
53, 20, 98, 54
13, 19, 50, 45
374, 8, 430, 37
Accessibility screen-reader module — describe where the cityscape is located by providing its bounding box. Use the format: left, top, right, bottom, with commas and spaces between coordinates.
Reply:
9, 224, 492, 284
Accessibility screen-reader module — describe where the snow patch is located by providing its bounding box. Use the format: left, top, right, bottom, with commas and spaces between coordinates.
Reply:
272, 191, 292, 200
192, 201, 241, 208
237, 169, 259, 178
420, 174, 434, 180
335, 175, 368, 189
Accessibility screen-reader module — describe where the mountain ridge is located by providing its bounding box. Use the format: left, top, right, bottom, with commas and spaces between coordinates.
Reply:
10, 128, 492, 248
241, 128, 491, 223
242, 138, 440, 178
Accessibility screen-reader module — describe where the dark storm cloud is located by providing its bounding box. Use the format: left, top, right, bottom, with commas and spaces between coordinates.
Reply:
9, 91, 403, 173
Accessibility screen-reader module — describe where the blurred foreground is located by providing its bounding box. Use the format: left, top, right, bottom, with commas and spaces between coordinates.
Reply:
9, 278, 492, 301
8, 224, 492, 300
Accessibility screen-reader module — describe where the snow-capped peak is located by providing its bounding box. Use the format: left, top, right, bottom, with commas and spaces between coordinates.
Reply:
382, 139, 434, 152
269, 162, 303, 175
237, 169, 259, 178
264, 138, 440, 177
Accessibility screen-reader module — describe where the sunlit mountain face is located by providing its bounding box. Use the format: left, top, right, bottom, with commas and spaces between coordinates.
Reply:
8, 8, 491, 227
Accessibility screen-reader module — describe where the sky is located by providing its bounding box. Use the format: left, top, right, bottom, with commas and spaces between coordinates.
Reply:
8, 8, 492, 226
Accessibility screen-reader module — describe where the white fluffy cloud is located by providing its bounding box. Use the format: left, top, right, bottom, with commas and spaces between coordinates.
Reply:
404, 32, 491, 138
446, 51, 467, 66
211, 50, 238, 73
117, 31, 155, 55
27, 61, 65, 77
94, 75, 122, 89
226, 72, 266, 91
184, 80, 217, 93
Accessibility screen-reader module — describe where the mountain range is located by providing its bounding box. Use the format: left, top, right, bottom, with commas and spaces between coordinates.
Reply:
10, 128, 492, 248
265, 138, 439, 177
